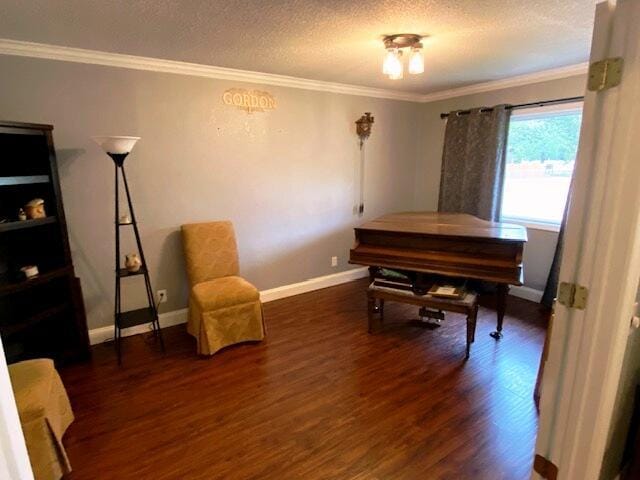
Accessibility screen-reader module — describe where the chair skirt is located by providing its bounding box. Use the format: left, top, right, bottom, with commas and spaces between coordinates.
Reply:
188, 297, 265, 355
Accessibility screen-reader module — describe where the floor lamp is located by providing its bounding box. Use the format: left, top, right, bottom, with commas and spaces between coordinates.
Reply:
92, 136, 164, 363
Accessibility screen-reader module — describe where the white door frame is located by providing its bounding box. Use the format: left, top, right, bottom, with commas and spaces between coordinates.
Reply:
534, 1, 640, 479
0, 338, 33, 480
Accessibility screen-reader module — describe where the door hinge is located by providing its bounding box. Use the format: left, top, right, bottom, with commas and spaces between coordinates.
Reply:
534, 454, 559, 480
557, 282, 588, 309
588, 57, 623, 91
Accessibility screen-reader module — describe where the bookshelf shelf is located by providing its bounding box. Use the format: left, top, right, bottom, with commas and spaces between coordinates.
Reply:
0, 303, 70, 338
0, 265, 72, 297
0, 216, 56, 233
0, 175, 50, 186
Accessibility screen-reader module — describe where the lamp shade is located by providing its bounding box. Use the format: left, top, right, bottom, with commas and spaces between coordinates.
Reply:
382, 48, 396, 75
92, 136, 140, 155
408, 47, 424, 74
384, 49, 403, 79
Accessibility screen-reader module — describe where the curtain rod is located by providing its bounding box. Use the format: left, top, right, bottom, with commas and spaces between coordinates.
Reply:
439, 96, 584, 119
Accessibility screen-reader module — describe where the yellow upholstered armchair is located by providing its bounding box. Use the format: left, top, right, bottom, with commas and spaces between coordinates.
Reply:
181, 221, 265, 355
9, 359, 74, 480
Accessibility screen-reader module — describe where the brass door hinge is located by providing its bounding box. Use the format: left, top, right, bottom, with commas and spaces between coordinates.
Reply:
588, 57, 623, 91
557, 282, 588, 309
534, 454, 558, 480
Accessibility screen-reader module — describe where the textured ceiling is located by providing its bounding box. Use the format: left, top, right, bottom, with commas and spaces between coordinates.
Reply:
0, 0, 596, 94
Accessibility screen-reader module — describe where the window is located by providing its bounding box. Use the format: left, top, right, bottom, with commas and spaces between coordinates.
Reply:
500, 102, 583, 229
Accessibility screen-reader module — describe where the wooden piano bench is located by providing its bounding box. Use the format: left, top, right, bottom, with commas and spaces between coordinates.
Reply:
366, 284, 479, 358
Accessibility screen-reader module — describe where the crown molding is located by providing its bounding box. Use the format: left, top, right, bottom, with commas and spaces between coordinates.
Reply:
0, 39, 425, 103
0, 38, 588, 104
420, 62, 588, 102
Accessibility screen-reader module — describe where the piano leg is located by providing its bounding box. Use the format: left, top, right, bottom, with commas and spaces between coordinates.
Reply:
367, 292, 383, 332
466, 304, 478, 359
368, 267, 380, 312
490, 283, 510, 339
368, 266, 379, 283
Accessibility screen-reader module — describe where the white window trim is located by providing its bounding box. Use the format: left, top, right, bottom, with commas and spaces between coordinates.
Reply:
500, 217, 561, 233
510, 101, 583, 119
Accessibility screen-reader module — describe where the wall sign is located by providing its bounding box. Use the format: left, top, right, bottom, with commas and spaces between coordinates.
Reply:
222, 89, 277, 113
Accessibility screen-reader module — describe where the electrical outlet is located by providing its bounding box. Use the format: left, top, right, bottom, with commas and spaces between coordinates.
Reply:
331, 256, 338, 267
157, 289, 168, 303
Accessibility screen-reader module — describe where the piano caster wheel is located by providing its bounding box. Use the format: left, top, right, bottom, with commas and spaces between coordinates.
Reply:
490, 331, 503, 340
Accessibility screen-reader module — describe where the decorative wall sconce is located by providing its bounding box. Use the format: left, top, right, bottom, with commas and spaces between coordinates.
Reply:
356, 112, 375, 148
382, 34, 424, 79
354, 113, 374, 216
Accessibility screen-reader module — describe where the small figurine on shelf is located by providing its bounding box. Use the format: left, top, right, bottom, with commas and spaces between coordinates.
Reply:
125, 253, 142, 273
20, 265, 39, 279
24, 199, 46, 219
17, 208, 27, 221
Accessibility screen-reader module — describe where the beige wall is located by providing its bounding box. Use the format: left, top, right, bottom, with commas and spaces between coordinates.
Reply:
0, 55, 423, 330
417, 74, 587, 290
0, 53, 588, 330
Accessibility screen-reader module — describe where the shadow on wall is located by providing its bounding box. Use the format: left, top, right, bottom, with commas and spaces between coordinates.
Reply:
154, 227, 189, 311
57, 148, 115, 328
66, 228, 112, 330
55, 148, 86, 175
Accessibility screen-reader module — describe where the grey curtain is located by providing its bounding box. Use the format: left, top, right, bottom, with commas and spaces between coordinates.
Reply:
541, 180, 573, 308
438, 105, 511, 221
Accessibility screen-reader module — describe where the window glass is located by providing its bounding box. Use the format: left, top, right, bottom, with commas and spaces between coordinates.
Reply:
501, 104, 582, 225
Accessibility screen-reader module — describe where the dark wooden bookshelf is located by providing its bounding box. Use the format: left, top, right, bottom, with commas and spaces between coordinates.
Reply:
0, 121, 89, 365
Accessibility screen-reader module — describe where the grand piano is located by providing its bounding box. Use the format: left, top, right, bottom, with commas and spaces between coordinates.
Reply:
349, 212, 528, 337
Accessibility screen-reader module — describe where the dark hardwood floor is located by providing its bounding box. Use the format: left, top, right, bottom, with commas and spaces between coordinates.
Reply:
60, 278, 548, 480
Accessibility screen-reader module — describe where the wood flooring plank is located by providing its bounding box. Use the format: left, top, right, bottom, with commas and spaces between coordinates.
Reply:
59, 278, 548, 480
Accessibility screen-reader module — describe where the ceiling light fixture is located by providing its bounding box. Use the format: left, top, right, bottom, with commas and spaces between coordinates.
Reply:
382, 34, 424, 79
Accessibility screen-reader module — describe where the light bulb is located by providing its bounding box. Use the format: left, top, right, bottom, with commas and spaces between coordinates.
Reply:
388, 68, 403, 80
382, 48, 396, 75
409, 46, 424, 74
385, 49, 403, 79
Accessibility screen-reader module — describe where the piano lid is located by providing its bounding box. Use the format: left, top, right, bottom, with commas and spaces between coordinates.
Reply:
356, 212, 528, 243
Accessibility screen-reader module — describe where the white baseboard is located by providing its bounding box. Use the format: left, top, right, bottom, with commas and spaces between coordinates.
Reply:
89, 308, 188, 345
509, 285, 544, 303
88, 269, 542, 345
259, 267, 368, 303
88, 267, 369, 345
